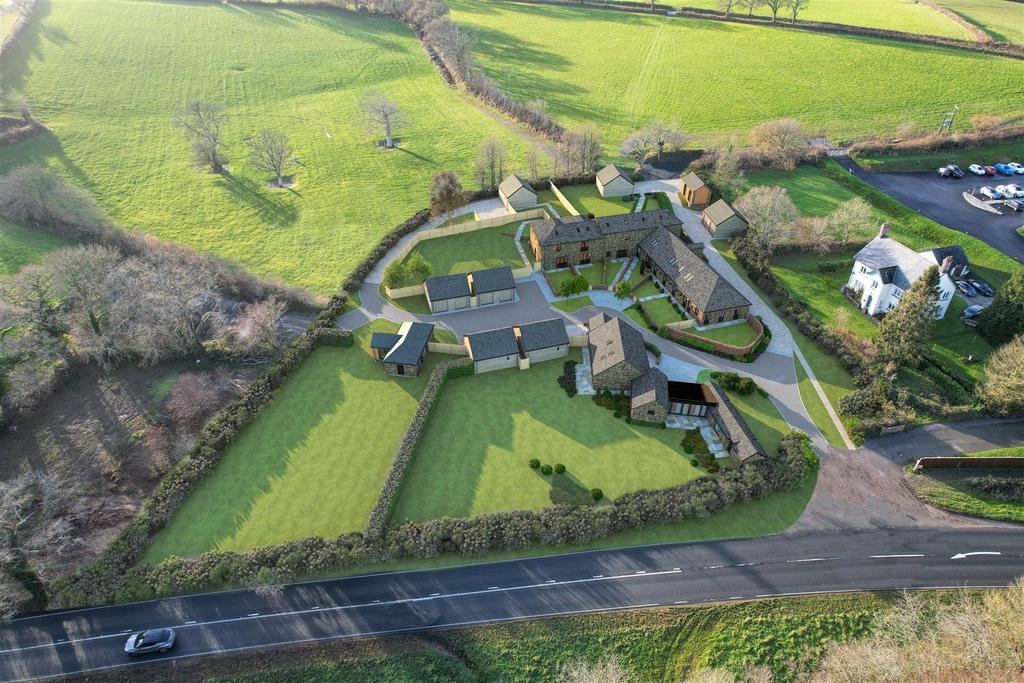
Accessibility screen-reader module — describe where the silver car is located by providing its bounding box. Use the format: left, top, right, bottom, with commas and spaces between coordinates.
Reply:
124, 628, 175, 656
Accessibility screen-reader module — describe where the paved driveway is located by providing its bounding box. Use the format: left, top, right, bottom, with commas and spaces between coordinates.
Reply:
834, 156, 1024, 265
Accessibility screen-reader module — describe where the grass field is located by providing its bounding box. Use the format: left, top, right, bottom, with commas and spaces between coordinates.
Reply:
794, 357, 845, 448
685, 0, 973, 38
908, 445, 1024, 523
938, 0, 1024, 43
854, 141, 1024, 172
449, 0, 1024, 148
556, 184, 632, 217
396, 223, 523, 285
624, 297, 680, 329
393, 351, 705, 521
0, 220, 68, 275
0, 0, 527, 294
144, 321, 440, 561
723, 389, 790, 457
687, 321, 761, 346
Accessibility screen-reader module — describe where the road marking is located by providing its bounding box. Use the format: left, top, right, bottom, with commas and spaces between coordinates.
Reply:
951, 551, 1002, 560
673, 600, 688, 604
593, 574, 604, 578
184, 621, 197, 626
545, 580, 557, 584
487, 586, 499, 590
429, 593, 440, 597
635, 571, 646, 575
786, 557, 839, 563
870, 554, 924, 559
247, 613, 259, 617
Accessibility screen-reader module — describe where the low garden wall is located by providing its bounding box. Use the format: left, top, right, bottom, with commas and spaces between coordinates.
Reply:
549, 181, 581, 216
635, 300, 766, 361
913, 457, 1024, 471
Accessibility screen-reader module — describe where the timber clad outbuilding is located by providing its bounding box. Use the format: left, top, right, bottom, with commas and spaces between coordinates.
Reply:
370, 321, 434, 377
529, 210, 682, 271
424, 273, 471, 313
498, 174, 537, 212
515, 318, 569, 363
638, 228, 751, 325
595, 164, 635, 197
425, 266, 516, 313
465, 327, 520, 373
465, 318, 570, 373
680, 173, 711, 209
701, 200, 748, 238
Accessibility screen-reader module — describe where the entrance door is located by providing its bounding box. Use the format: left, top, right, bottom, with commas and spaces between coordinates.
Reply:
396, 364, 405, 376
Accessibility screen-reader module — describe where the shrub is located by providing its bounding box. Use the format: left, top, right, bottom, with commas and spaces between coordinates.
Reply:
612, 411, 621, 418
554, 463, 566, 474
591, 488, 604, 501
643, 340, 662, 358
690, 458, 699, 467
815, 259, 846, 273
540, 464, 553, 475
624, 416, 632, 423
716, 371, 757, 395
529, 458, 540, 469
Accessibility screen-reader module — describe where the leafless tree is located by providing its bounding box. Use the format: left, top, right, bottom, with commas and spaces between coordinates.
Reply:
741, 0, 763, 16
620, 130, 656, 170
646, 120, 690, 158
165, 372, 222, 428
717, 0, 741, 17
0, 166, 105, 238
751, 118, 807, 153
247, 129, 293, 188
423, 17, 476, 80
789, 0, 809, 22
709, 149, 747, 198
430, 171, 464, 224
174, 101, 228, 173
359, 91, 404, 149
219, 298, 286, 359
734, 185, 798, 253
762, 0, 787, 21
557, 124, 602, 177
525, 144, 544, 183
475, 136, 508, 189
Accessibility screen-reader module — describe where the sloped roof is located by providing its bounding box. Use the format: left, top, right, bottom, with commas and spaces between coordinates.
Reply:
702, 199, 743, 226
370, 332, 401, 351
424, 273, 471, 302
667, 381, 717, 405
704, 381, 765, 462
681, 172, 707, 192
383, 322, 434, 366
630, 367, 668, 411
466, 326, 520, 361
588, 316, 649, 377
531, 211, 681, 246
588, 311, 610, 331
517, 318, 569, 351
596, 164, 632, 186
498, 174, 535, 198
923, 245, 969, 271
639, 228, 750, 313
853, 235, 940, 291
594, 209, 681, 235
469, 266, 516, 295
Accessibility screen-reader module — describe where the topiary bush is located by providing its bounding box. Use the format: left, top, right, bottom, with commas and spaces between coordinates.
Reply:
529, 458, 540, 469
554, 463, 566, 474
540, 464, 553, 475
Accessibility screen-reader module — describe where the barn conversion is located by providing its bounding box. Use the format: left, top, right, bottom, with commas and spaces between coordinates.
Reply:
529, 210, 683, 270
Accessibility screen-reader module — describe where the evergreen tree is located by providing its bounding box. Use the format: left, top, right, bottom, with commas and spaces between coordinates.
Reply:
978, 270, 1024, 346
875, 265, 940, 366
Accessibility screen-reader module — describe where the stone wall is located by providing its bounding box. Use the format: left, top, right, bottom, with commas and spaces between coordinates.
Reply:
593, 362, 644, 392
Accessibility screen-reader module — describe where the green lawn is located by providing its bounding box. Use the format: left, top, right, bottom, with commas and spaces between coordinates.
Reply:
723, 389, 789, 457
396, 222, 523, 285
548, 269, 579, 295
0, 0, 527, 294
909, 449, 1024, 523
684, 0, 972, 37
382, 288, 433, 315
744, 167, 868, 217
625, 268, 661, 298
433, 328, 459, 345
450, 0, 1024, 147
794, 357, 846, 448
577, 262, 607, 288
144, 321, 440, 561
532, 189, 566, 216
551, 295, 594, 313
556, 184, 632, 217
393, 351, 705, 521
854, 141, 1024, 173
687, 321, 761, 347
0, 220, 68, 276
631, 297, 682, 326
938, 0, 1024, 44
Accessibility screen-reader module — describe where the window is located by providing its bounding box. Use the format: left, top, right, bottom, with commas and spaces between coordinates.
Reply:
647, 410, 656, 416
871, 280, 878, 289
893, 288, 902, 298
941, 291, 950, 300
580, 242, 589, 252
555, 246, 562, 252
860, 265, 868, 274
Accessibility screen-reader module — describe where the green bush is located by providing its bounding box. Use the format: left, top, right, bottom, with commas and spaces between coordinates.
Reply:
624, 416, 632, 423
643, 340, 662, 357
590, 488, 603, 501
554, 463, 566, 474
540, 464, 553, 475
815, 259, 846, 273
690, 458, 699, 467
559, 274, 590, 297
529, 458, 541, 469
613, 411, 621, 418
716, 371, 757, 395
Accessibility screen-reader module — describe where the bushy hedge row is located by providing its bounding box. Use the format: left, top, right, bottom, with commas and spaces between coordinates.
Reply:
850, 126, 1024, 159
47, 429, 814, 608
364, 358, 473, 540
342, 209, 432, 292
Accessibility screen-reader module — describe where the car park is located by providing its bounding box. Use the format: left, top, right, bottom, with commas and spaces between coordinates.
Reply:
1008, 162, 1024, 175
960, 304, 985, 327
1003, 184, 1024, 198
1005, 200, 1022, 212
978, 186, 1002, 199
996, 185, 1016, 198
969, 279, 994, 297
968, 164, 987, 176
124, 628, 176, 656
994, 163, 1016, 176
937, 164, 963, 178
955, 280, 977, 297
983, 165, 997, 175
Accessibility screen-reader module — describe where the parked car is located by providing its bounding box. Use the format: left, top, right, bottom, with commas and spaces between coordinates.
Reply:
994, 163, 1016, 176
968, 164, 987, 176
969, 279, 994, 297
1003, 183, 1024, 198
125, 628, 176, 656
955, 280, 977, 297
961, 304, 985, 327
996, 185, 1015, 198
983, 165, 997, 175
937, 165, 962, 177
1006, 200, 1023, 212
1008, 162, 1024, 175
978, 186, 1002, 200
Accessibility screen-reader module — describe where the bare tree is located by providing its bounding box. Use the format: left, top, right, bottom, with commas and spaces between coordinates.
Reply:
165, 372, 222, 428
558, 124, 602, 177
247, 129, 293, 188
742, 0, 763, 16
174, 101, 228, 173
475, 136, 508, 189
709, 149, 747, 198
525, 144, 544, 183
762, 0, 787, 22
789, 0, 809, 22
717, 0, 741, 17
430, 171, 464, 224
822, 197, 873, 243
646, 120, 690, 158
359, 91, 404, 149
620, 130, 656, 170
423, 17, 476, 80
751, 118, 807, 153
219, 298, 286, 358
10, 0, 32, 17
734, 185, 798, 253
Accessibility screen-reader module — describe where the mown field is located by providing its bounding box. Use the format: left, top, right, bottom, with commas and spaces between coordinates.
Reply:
938, 0, 1024, 44
0, 0, 527, 294
449, 0, 1024, 148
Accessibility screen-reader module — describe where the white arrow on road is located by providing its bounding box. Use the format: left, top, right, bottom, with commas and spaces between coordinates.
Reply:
950, 551, 1002, 560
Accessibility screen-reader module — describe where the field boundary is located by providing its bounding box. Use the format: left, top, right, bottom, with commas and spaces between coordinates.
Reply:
914, 456, 1024, 470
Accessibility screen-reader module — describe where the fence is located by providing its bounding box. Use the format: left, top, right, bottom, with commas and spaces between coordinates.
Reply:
568, 335, 588, 347
549, 181, 581, 217
646, 311, 764, 357
913, 457, 1024, 471
427, 342, 468, 356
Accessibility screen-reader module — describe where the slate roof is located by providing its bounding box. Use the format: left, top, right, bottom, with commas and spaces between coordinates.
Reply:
681, 172, 707, 192
469, 266, 515, 295
383, 322, 434, 366
705, 382, 765, 462
531, 211, 681, 247
588, 316, 649, 377
923, 245, 969, 271
466, 326, 520, 361
853, 235, 940, 291
630, 368, 668, 411
596, 164, 632, 186
588, 311, 610, 331
517, 318, 569, 352
702, 199, 743, 226
639, 228, 750, 313
424, 273, 471, 302
498, 174, 535, 198
369, 332, 401, 352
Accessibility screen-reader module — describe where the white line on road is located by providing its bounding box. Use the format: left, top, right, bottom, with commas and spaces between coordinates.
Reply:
951, 551, 1002, 560
869, 554, 924, 559
786, 557, 839, 563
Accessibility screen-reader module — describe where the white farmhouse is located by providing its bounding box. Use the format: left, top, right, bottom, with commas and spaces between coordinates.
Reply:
846, 224, 963, 320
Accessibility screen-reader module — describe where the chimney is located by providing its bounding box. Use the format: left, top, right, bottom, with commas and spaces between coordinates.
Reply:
940, 255, 954, 275
878, 222, 891, 239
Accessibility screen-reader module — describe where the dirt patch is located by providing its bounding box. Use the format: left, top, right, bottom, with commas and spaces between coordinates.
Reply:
266, 176, 296, 189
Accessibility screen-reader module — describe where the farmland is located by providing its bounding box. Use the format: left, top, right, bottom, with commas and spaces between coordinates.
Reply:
449, 0, 1024, 148
0, 0, 526, 294
938, 0, 1024, 44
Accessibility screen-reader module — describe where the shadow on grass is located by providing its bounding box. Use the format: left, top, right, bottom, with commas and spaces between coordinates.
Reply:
216, 171, 298, 227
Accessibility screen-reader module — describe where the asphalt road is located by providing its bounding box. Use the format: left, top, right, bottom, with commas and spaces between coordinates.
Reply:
833, 156, 1024, 264
1, 528, 1021, 681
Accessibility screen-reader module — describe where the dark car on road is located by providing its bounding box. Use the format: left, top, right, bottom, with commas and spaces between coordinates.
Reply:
955, 280, 977, 297
125, 628, 175, 656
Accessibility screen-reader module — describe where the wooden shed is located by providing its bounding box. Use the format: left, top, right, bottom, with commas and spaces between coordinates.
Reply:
680, 172, 711, 209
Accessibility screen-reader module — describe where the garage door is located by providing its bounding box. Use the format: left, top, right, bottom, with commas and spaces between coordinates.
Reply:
497, 288, 515, 302
431, 298, 449, 313
452, 296, 470, 310
528, 346, 566, 364
477, 292, 494, 306
474, 355, 518, 374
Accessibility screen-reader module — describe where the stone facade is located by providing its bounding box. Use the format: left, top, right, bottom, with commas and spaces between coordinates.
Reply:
643, 256, 750, 325
592, 361, 644, 392
631, 399, 666, 423
532, 228, 655, 270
